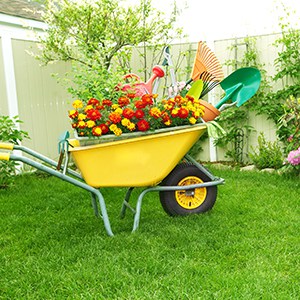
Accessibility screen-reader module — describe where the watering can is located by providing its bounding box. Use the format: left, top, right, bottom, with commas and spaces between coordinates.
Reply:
121, 65, 165, 97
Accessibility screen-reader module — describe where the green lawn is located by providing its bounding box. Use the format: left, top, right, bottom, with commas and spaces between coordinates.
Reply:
0, 168, 299, 299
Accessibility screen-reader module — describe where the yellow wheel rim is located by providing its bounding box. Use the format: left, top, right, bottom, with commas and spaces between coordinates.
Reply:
175, 176, 207, 209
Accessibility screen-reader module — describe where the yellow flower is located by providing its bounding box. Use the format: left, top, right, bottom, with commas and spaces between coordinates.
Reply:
127, 122, 136, 131
121, 118, 130, 127
86, 120, 96, 128
84, 105, 94, 112
78, 113, 87, 121
115, 107, 123, 115
109, 124, 117, 131
149, 107, 162, 118
77, 121, 86, 128
112, 104, 119, 110
164, 119, 171, 126
114, 128, 122, 136
72, 99, 83, 109
189, 117, 197, 125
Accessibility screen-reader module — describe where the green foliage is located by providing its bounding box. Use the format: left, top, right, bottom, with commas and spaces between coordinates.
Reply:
0, 116, 29, 189
278, 96, 300, 153
249, 132, 283, 170
37, 0, 184, 98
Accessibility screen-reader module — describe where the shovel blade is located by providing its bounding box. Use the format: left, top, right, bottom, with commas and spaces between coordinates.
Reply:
219, 67, 261, 107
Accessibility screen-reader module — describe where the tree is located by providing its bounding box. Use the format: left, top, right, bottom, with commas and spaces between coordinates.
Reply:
36, 0, 184, 99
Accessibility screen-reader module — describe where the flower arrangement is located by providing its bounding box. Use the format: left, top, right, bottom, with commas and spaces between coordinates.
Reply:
68, 92, 205, 137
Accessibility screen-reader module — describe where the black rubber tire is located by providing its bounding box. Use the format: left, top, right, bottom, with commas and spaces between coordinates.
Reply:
159, 162, 217, 216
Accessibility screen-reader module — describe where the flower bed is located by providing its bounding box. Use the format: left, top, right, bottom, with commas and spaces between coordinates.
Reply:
68, 93, 205, 139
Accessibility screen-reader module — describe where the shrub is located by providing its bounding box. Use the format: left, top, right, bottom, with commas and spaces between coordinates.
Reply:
249, 132, 283, 170
0, 116, 29, 189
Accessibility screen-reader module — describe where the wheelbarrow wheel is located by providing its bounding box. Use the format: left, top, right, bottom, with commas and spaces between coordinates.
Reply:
159, 162, 217, 216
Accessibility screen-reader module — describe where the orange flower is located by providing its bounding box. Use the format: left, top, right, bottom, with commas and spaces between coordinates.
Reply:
118, 96, 130, 107
109, 112, 122, 124
122, 107, 135, 119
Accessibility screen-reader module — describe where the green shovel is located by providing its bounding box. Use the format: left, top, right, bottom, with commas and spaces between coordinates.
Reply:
215, 67, 261, 109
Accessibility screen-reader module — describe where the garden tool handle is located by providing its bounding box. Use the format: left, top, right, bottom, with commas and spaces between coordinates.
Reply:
0, 142, 14, 150
0, 152, 10, 161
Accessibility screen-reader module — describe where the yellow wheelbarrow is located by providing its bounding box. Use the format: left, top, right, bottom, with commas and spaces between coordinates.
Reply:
0, 124, 224, 236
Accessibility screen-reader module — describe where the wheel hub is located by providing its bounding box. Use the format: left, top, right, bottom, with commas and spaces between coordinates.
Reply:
175, 176, 207, 209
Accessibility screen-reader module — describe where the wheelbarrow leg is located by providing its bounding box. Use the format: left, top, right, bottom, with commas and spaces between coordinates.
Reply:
90, 193, 99, 217
120, 187, 135, 218
8, 154, 115, 237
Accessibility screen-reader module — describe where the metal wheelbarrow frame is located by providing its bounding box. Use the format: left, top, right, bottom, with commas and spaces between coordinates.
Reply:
0, 125, 224, 236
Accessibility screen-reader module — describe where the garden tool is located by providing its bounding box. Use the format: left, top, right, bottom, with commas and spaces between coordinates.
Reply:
215, 67, 261, 109
121, 65, 165, 97
187, 41, 224, 97
163, 46, 178, 97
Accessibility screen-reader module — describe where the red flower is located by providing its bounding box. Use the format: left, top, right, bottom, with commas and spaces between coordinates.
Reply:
162, 112, 171, 123
178, 107, 189, 119
122, 108, 135, 119
134, 109, 145, 119
141, 94, 153, 106
99, 123, 109, 134
102, 99, 113, 106
135, 100, 147, 109
126, 93, 136, 99
87, 109, 102, 121
137, 119, 150, 131
88, 98, 100, 106
118, 96, 130, 107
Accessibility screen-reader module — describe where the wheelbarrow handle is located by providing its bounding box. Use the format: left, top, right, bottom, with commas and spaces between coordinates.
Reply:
0, 142, 14, 150
0, 152, 10, 161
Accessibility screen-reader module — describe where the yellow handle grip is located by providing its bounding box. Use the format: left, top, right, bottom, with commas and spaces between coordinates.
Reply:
0, 142, 14, 150
0, 152, 10, 161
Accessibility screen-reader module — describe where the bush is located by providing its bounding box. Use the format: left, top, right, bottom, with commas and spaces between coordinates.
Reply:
0, 116, 29, 189
249, 132, 283, 170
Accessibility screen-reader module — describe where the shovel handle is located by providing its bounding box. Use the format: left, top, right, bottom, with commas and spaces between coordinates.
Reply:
0, 152, 10, 161
0, 142, 14, 150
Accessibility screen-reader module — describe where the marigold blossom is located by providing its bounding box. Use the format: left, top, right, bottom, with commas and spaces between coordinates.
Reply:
72, 99, 83, 109
92, 126, 102, 136
69, 110, 78, 119
87, 109, 102, 121
137, 119, 150, 131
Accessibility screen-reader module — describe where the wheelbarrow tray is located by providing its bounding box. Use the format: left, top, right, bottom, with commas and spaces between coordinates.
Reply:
68, 124, 206, 188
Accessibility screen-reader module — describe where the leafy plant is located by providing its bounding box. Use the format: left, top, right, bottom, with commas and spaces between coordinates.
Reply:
249, 132, 283, 170
278, 96, 300, 153
0, 116, 29, 189
35, 0, 184, 99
